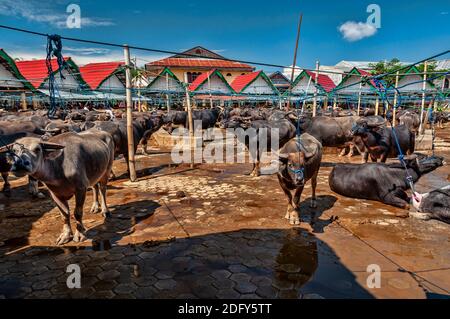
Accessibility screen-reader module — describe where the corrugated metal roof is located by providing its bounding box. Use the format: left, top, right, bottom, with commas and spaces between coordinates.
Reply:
79, 61, 124, 89
230, 71, 261, 93
15, 57, 70, 88
305, 71, 336, 92
146, 57, 254, 70
188, 69, 215, 91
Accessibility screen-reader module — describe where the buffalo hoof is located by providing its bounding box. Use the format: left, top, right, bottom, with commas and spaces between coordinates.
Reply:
102, 211, 112, 218
285, 211, 290, 220
310, 200, 317, 208
56, 231, 73, 245
250, 171, 260, 177
289, 217, 300, 225
2, 188, 11, 198
409, 211, 431, 220
90, 203, 100, 214
73, 230, 87, 243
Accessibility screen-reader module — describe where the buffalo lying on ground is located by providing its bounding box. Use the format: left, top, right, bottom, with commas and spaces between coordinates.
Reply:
411, 185, 450, 224
277, 133, 322, 225
351, 116, 415, 163
4, 131, 114, 245
329, 155, 443, 210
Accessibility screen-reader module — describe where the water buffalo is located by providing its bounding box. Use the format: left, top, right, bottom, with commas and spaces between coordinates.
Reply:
277, 133, 322, 225
4, 131, 114, 245
412, 185, 450, 224
351, 117, 415, 163
329, 155, 443, 210
237, 118, 296, 176
397, 110, 420, 133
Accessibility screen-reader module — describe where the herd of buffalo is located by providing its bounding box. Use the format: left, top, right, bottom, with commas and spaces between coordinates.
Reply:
0, 104, 449, 244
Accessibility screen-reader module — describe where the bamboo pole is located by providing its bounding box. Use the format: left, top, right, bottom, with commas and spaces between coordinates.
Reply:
356, 77, 362, 116
392, 71, 400, 127
166, 73, 170, 112
185, 86, 194, 169
375, 96, 379, 116
20, 92, 27, 110
418, 61, 428, 135
288, 13, 303, 109
312, 60, 319, 117
208, 72, 213, 108
123, 44, 136, 182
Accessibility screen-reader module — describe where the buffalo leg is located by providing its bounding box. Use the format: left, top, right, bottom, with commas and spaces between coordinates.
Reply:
1, 172, 10, 197
50, 192, 73, 245
381, 190, 409, 209
277, 175, 294, 220
362, 151, 369, 163
90, 184, 100, 214
338, 146, 348, 157
98, 176, 110, 218
73, 188, 87, 242
291, 186, 304, 225
28, 176, 45, 199
310, 173, 318, 208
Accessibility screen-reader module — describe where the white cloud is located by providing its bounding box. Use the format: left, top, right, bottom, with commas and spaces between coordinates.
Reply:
339, 21, 377, 42
0, 0, 115, 28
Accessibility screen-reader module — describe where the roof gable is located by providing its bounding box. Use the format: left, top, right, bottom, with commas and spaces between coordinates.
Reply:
290, 70, 336, 94
147, 67, 185, 92
15, 57, 87, 89
172, 46, 225, 59
79, 62, 124, 89
231, 71, 278, 94
0, 49, 35, 91
334, 67, 377, 92
188, 69, 234, 93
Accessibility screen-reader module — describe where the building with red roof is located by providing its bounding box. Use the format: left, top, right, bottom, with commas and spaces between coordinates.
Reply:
231, 71, 278, 95
0, 49, 34, 92
79, 62, 125, 92
145, 46, 255, 84
333, 67, 377, 94
290, 70, 336, 95
188, 69, 234, 94
15, 57, 87, 92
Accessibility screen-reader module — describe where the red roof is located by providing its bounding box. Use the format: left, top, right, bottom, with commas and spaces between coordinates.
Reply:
15, 57, 70, 88
230, 71, 261, 93
79, 62, 124, 89
356, 68, 376, 87
188, 69, 215, 91
305, 71, 336, 92
147, 57, 254, 70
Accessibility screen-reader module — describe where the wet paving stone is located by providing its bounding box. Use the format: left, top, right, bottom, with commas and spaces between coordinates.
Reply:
216, 288, 240, 299
154, 279, 177, 290
113, 283, 137, 295
234, 281, 257, 294
97, 270, 120, 281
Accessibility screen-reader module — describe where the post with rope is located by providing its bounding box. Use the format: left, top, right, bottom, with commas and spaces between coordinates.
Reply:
312, 60, 319, 117
392, 71, 400, 127
375, 96, 379, 115
185, 86, 195, 169
20, 92, 27, 110
288, 13, 303, 109
123, 44, 137, 182
419, 61, 428, 135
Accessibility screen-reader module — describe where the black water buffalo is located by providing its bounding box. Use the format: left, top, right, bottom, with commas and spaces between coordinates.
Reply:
329, 155, 443, 210
397, 110, 420, 133
277, 133, 322, 225
351, 117, 415, 163
412, 185, 450, 224
5, 131, 114, 245
191, 107, 221, 129
163, 110, 187, 131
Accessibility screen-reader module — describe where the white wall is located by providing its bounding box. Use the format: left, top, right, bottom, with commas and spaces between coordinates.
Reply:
98, 74, 125, 91
195, 74, 231, 93
41, 69, 80, 91
0, 64, 24, 88
148, 74, 184, 92
291, 76, 316, 94
241, 76, 275, 94
397, 74, 434, 92
338, 75, 373, 94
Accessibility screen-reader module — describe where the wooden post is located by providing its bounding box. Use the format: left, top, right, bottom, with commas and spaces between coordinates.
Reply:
288, 13, 303, 109
312, 60, 319, 117
333, 96, 337, 109
123, 44, 136, 182
392, 71, 400, 127
207, 72, 213, 108
20, 92, 27, 110
165, 73, 170, 112
375, 96, 379, 116
185, 86, 194, 169
418, 61, 428, 135
356, 77, 362, 116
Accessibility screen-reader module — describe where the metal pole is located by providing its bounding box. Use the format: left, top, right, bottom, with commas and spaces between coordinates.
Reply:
419, 61, 428, 135
288, 13, 303, 109
124, 44, 137, 182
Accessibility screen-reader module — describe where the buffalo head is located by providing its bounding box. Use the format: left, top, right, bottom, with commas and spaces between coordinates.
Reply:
7, 137, 65, 177
279, 151, 307, 187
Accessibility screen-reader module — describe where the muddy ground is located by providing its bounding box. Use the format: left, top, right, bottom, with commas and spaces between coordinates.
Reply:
0, 127, 449, 299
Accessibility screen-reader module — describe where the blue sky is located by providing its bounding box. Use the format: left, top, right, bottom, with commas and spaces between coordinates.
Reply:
0, 0, 449, 70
